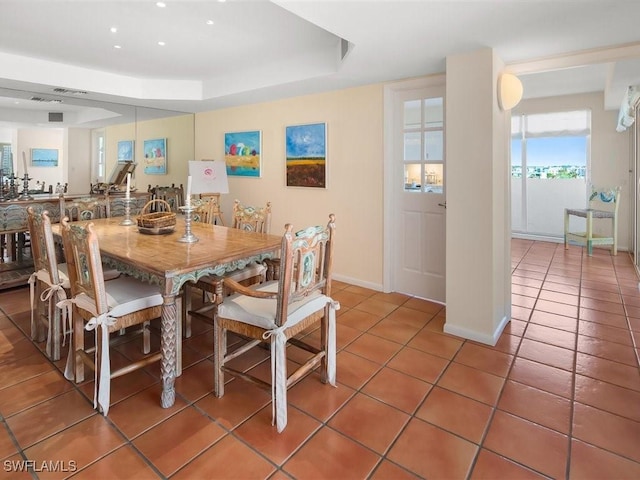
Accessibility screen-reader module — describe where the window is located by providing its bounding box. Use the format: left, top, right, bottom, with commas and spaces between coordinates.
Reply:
511, 110, 590, 237
92, 129, 105, 182
403, 97, 444, 193
512, 110, 590, 179
0, 143, 13, 175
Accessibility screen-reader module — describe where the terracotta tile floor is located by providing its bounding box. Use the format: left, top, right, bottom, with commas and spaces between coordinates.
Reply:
1, 239, 639, 479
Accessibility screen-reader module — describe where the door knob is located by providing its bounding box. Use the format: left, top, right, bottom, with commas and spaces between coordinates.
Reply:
438, 202, 447, 208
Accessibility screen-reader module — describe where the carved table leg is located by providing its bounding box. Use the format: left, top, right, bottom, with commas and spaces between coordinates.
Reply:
160, 294, 177, 408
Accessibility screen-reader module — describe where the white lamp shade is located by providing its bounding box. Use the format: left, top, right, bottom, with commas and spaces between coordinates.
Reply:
188, 160, 229, 194
498, 72, 523, 111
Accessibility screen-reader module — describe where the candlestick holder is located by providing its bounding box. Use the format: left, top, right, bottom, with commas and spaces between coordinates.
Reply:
18, 173, 33, 201
178, 205, 199, 243
119, 197, 136, 226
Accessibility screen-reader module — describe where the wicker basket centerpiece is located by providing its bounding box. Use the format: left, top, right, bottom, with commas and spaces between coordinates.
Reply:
137, 199, 177, 235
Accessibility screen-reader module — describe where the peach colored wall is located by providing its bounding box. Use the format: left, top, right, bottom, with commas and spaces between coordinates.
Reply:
194, 84, 385, 289
104, 114, 194, 193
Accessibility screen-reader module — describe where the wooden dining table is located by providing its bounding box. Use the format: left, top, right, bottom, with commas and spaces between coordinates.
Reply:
52, 216, 282, 409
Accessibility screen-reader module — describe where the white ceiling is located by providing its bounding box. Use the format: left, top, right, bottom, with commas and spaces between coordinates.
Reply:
1, 0, 640, 127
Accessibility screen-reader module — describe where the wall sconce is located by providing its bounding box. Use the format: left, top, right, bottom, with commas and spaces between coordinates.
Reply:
497, 72, 523, 111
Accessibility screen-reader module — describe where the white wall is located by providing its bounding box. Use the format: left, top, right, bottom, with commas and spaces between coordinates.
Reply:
513, 178, 586, 236
65, 128, 92, 194
16, 128, 64, 189
444, 48, 511, 345
0, 127, 12, 143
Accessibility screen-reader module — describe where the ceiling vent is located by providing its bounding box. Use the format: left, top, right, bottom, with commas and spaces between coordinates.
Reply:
30, 96, 63, 103
48, 112, 63, 122
53, 87, 88, 95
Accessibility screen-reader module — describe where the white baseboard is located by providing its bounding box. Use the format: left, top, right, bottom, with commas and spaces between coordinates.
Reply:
332, 273, 383, 292
511, 232, 629, 252
511, 232, 563, 243
443, 315, 509, 346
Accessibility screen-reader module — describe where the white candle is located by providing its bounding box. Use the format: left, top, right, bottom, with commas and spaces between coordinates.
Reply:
126, 173, 131, 200
22, 152, 28, 177
185, 175, 192, 207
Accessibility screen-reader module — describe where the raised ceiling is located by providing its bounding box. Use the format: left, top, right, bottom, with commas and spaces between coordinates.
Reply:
1, 0, 640, 125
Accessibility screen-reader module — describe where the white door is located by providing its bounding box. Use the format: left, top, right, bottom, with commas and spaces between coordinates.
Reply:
392, 87, 446, 302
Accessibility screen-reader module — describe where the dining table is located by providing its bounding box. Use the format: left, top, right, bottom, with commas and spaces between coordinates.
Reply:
52, 216, 282, 409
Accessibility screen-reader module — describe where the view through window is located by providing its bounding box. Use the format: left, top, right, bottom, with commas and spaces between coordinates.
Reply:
511, 110, 589, 179
511, 110, 590, 237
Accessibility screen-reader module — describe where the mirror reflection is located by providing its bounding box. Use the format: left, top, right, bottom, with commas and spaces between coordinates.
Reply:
0, 86, 194, 197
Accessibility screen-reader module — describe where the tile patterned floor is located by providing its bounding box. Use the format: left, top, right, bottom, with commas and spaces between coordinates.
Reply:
0, 239, 639, 479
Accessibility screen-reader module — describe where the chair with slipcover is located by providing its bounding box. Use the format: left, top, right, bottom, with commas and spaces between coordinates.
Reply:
183, 199, 273, 337
26, 207, 71, 361
58, 217, 164, 415
27, 208, 122, 362
214, 214, 339, 432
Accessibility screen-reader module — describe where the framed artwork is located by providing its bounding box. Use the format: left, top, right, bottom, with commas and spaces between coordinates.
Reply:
143, 138, 167, 175
224, 130, 261, 177
286, 122, 326, 188
31, 148, 59, 167
117, 140, 134, 163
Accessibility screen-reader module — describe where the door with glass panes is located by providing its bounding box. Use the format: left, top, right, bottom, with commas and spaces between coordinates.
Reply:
393, 87, 446, 302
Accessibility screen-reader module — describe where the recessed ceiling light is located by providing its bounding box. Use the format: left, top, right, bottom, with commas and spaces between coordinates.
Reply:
158, 41, 166, 46
30, 97, 62, 104
156, 2, 166, 7
53, 87, 88, 95
110, 26, 117, 33
114, 45, 122, 49
206, 19, 214, 25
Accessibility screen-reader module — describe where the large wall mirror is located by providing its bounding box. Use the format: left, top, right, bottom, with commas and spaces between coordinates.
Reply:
0, 86, 194, 196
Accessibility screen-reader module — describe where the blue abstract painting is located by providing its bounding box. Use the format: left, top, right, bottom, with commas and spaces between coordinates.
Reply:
286, 122, 326, 188
224, 130, 261, 177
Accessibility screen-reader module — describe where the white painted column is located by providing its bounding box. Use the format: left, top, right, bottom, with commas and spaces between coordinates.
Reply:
444, 48, 512, 345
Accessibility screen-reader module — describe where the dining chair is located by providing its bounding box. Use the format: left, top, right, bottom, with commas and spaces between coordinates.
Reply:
192, 196, 222, 225
214, 214, 338, 432
150, 184, 184, 211
58, 217, 164, 415
183, 200, 272, 337
26, 207, 70, 362
64, 196, 110, 221
199, 193, 224, 225
107, 191, 151, 217
564, 185, 622, 256
27, 208, 122, 362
